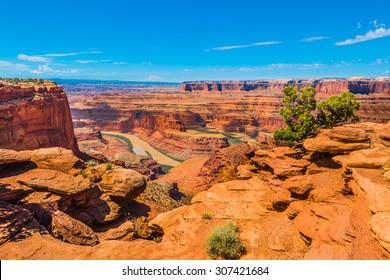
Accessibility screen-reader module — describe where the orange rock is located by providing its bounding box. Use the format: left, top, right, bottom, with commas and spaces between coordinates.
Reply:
0, 81, 79, 154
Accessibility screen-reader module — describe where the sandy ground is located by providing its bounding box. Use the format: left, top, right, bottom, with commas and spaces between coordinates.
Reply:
105, 132, 181, 166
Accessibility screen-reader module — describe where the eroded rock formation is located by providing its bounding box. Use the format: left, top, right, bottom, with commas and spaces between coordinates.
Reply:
0, 79, 79, 154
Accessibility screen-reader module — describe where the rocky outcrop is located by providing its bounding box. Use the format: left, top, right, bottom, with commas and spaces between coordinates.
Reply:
0, 145, 151, 247
84, 164, 147, 205
0, 80, 79, 154
199, 143, 256, 186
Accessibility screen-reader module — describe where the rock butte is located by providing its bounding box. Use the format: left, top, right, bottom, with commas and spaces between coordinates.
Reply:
0, 78, 389, 260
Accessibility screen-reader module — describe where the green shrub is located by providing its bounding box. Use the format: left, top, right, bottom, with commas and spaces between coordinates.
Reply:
317, 92, 360, 128
86, 159, 99, 166
105, 163, 112, 170
201, 212, 213, 220
206, 222, 246, 260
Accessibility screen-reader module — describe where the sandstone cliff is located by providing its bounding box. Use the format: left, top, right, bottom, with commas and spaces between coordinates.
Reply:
0, 79, 79, 154
181, 77, 390, 95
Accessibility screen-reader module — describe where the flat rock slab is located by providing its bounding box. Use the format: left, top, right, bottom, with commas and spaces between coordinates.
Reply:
16, 169, 93, 196
0, 149, 30, 165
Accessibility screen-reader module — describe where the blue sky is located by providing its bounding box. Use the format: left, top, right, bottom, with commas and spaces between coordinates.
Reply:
1, 0, 390, 82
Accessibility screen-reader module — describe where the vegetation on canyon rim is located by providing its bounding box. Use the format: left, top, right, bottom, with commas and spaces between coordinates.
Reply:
206, 222, 246, 260
274, 86, 360, 147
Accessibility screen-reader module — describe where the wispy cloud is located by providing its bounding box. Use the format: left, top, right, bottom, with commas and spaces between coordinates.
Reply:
31, 64, 79, 74
142, 62, 152, 65
40, 51, 102, 57
357, 21, 362, 29
148, 74, 163, 81
17, 54, 52, 63
300, 36, 331, 42
205, 41, 281, 51
370, 57, 390, 65
336, 22, 390, 46
113, 62, 128, 65
0, 60, 29, 71
75, 59, 111, 64
238, 62, 326, 72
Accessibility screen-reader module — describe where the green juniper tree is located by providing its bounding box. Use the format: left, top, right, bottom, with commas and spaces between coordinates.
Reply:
273, 86, 317, 147
274, 86, 360, 147
317, 92, 360, 128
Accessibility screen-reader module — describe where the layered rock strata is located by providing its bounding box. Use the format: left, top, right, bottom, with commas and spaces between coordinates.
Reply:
0, 80, 79, 154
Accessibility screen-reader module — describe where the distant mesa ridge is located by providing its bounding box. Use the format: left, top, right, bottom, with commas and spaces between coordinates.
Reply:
181, 77, 390, 94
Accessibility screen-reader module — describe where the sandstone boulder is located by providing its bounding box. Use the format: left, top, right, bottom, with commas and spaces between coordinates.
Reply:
50, 210, 99, 246
94, 220, 135, 242
25, 147, 81, 173
252, 155, 310, 178
282, 176, 314, 198
85, 165, 147, 204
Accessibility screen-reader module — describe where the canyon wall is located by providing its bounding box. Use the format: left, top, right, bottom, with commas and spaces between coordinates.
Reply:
0, 80, 79, 154
181, 77, 390, 95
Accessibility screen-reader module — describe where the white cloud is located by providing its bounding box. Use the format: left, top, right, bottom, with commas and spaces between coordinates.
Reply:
113, 62, 128, 65
0, 60, 29, 71
370, 57, 390, 65
40, 51, 102, 57
238, 62, 325, 72
336, 23, 390, 46
205, 41, 281, 51
147, 74, 163, 81
17, 54, 52, 63
357, 21, 362, 29
31, 64, 79, 74
75, 59, 111, 64
75, 60, 95, 64
300, 36, 331, 42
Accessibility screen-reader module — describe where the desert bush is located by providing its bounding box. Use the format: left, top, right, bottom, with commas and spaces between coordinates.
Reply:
86, 159, 99, 166
105, 163, 112, 170
201, 212, 213, 220
206, 222, 246, 260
